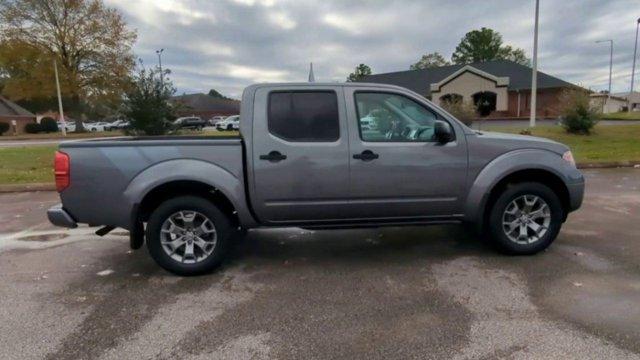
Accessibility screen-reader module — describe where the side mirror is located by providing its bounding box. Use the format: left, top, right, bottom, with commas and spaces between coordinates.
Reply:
434, 120, 454, 144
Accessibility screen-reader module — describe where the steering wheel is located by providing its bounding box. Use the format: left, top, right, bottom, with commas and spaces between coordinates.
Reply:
414, 126, 434, 141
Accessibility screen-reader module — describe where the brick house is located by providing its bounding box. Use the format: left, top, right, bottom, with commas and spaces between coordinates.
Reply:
171, 93, 240, 120
362, 60, 579, 119
0, 95, 36, 134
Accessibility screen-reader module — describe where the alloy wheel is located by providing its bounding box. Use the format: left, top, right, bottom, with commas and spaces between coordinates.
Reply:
501, 194, 551, 245
160, 210, 217, 264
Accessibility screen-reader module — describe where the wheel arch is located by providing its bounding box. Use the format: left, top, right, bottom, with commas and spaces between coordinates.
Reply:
136, 180, 239, 228
480, 169, 570, 232
124, 159, 257, 230
464, 149, 574, 233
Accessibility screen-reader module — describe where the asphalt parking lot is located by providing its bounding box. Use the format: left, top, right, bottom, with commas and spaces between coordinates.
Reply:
0, 168, 639, 359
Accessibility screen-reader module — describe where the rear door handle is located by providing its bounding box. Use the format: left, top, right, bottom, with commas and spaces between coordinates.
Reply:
259, 151, 287, 162
353, 150, 379, 161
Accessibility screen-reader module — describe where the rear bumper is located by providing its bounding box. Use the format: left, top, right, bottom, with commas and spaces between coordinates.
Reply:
47, 204, 78, 228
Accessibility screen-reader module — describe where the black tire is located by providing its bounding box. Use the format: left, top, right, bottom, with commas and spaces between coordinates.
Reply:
487, 182, 563, 255
227, 124, 233, 130
146, 196, 232, 275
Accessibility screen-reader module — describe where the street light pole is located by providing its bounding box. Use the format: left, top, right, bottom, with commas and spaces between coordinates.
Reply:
596, 40, 613, 98
530, 0, 540, 128
156, 48, 164, 83
53, 59, 66, 136
629, 18, 639, 112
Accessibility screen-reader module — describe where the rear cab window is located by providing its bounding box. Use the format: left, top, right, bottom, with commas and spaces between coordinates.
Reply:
268, 91, 340, 142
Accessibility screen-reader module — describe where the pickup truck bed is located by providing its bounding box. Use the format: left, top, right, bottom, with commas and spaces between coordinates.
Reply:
54, 136, 252, 231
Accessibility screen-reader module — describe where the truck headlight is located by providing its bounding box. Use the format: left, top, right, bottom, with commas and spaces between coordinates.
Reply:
562, 150, 576, 167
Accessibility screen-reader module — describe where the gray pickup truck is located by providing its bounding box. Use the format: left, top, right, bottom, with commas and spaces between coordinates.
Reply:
48, 83, 584, 275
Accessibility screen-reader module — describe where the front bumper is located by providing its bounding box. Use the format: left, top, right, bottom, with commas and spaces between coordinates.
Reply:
47, 204, 78, 228
567, 180, 585, 212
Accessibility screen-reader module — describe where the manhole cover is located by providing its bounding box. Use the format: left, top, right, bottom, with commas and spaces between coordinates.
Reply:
18, 233, 70, 242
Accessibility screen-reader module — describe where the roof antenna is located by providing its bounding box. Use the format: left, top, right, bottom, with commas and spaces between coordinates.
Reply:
308, 62, 315, 82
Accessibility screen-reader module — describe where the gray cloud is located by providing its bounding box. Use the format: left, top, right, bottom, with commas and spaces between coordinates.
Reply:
106, 0, 640, 98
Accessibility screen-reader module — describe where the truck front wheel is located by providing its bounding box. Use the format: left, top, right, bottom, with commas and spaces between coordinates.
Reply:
488, 182, 563, 255
146, 196, 232, 275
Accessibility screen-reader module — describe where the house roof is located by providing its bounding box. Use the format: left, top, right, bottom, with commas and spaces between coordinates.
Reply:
361, 60, 576, 96
0, 95, 35, 117
171, 93, 240, 113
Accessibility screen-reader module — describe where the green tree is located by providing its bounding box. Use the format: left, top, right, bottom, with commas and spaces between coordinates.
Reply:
346, 64, 372, 82
0, 0, 137, 131
451, 27, 530, 66
410, 52, 451, 70
122, 63, 176, 136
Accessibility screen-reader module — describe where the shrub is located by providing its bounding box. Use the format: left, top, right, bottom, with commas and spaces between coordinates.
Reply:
24, 123, 43, 134
0, 122, 9, 135
40, 117, 58, 133
559, 89, 599, 134
122, 61, 176, 136
440, 99, 477, 126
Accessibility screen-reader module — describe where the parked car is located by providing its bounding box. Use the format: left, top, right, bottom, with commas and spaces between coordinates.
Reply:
173, 116, 207, 130
359, 114, 378, 132
48, 83, 584, 276
105, 120, 130, 131
215, 115, 239, 131
209, 116, 226, 126
84, 122, 109, 132
57, 121, 83, 132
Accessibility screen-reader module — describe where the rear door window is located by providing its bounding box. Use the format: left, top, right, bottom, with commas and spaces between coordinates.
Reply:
268, 91, 339, 142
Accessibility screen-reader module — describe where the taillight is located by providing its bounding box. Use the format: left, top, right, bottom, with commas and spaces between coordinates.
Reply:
54, 151, 70, 192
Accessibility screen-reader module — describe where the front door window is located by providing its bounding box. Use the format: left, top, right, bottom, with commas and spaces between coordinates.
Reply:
354, 92, 441, 142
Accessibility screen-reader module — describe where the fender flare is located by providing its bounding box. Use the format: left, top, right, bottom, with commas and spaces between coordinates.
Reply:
123, 159, 257, 228
463, 149, 575, 229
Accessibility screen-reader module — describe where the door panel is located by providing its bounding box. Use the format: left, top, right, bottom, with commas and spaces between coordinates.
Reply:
344, 88, 468, 219
251, 87, 351, 223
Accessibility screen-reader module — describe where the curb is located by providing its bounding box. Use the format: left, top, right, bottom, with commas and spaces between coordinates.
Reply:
0, 183, 56, 193
577, 161, 640, 169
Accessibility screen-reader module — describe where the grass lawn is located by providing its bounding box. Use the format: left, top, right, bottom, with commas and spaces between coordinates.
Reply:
484, 124, 640, 163
0, 145, 57, 185
600, 111, 640, 121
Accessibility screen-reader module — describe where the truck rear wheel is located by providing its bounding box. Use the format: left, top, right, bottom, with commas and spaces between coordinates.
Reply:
488, 182, 563, 255
146, 196, 232, 275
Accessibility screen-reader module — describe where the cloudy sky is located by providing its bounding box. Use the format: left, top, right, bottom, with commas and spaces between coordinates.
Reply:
105, 0, 639, 99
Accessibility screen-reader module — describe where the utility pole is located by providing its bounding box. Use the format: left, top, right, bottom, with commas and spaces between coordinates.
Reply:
54, 60, 66, 136
631, 18, 640, 93
156, 48, 164, 83
529, 0, 540, 128
595, 40, 613, 98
